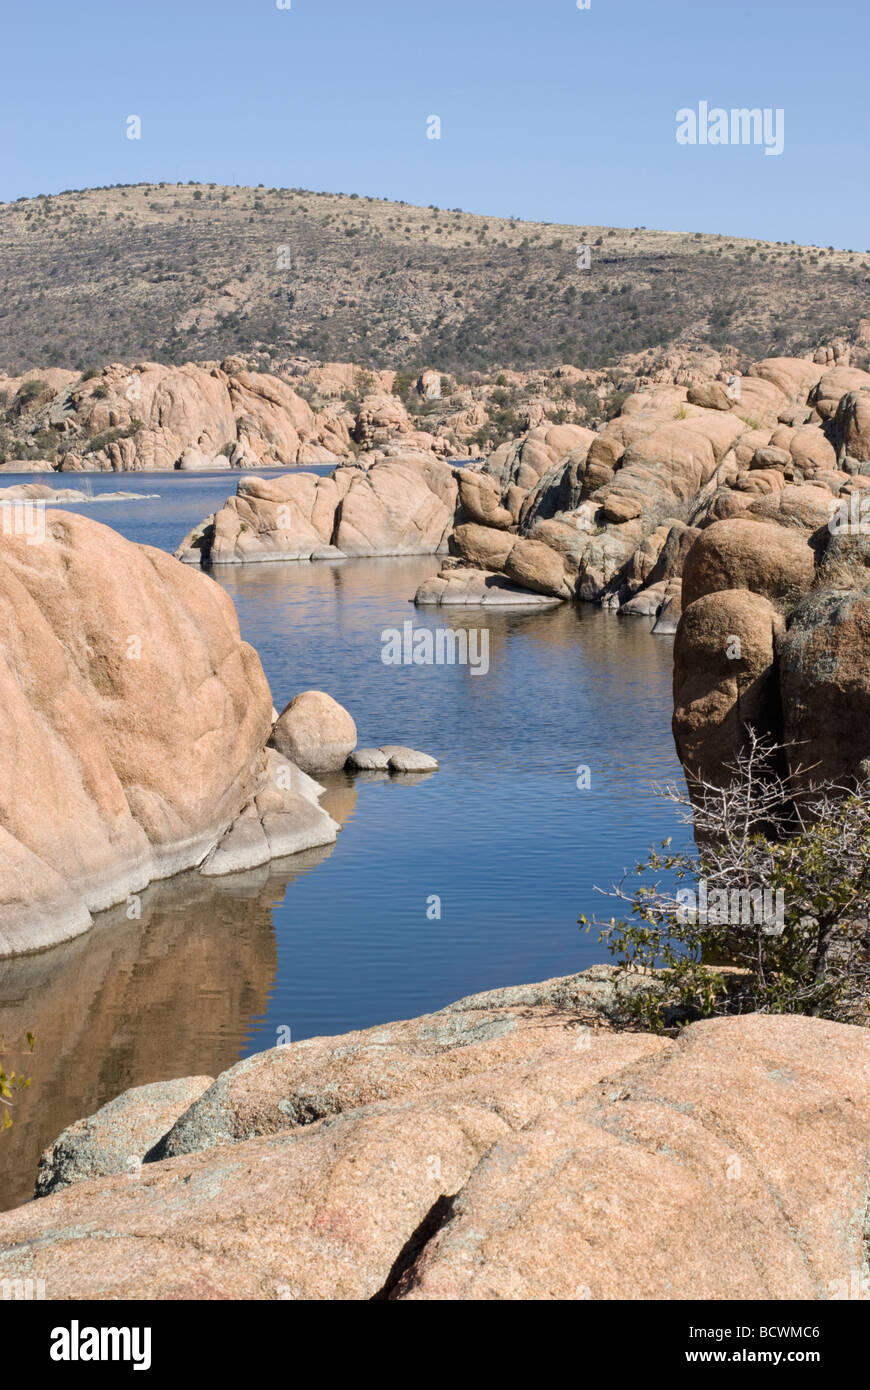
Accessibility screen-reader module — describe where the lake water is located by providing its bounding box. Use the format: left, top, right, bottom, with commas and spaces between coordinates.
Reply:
0, 470, 688, 1210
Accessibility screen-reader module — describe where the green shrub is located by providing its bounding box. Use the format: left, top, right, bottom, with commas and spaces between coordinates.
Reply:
585, 738, 870, 1032
14, 379, 49, 411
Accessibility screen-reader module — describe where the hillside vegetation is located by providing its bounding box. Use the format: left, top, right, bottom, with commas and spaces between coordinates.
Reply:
2, 183, 870, 375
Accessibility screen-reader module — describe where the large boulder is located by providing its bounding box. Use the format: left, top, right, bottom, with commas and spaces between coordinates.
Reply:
778, 590, 870, 785
686, 381, 734, 411
449, 522, 514, 572
673, 589, 783, 784
270, 691, 357, 775
681, 519, 817, 610
0, 512, 338, 956
502, 535, 573, 598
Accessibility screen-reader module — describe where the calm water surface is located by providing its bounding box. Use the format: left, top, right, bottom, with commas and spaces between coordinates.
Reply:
0, 471, 688, 1209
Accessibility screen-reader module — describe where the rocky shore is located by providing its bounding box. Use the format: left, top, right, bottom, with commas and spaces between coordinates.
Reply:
4, 346, 869, 924
168, 349, 870, 788
1, 965, 867, 1300
2, 343, 869, 1301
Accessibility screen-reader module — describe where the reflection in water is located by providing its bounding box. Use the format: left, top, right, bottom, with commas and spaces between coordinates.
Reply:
0, 844, 337, 1213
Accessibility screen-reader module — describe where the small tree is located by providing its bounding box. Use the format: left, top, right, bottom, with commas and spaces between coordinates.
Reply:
583, 734, 870, 1032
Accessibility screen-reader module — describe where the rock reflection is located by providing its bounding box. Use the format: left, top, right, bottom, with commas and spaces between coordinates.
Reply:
0, 844, 336, 1212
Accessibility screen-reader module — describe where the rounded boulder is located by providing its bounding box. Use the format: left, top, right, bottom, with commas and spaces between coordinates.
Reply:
681, 518, 817, 611
271, 691, 357, 774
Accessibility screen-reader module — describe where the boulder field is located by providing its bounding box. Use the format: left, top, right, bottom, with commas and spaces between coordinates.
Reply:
174, 424, 593, 567
2, 360, 354, 473
170, 352, 870, 786
0, 511, 341, 956
2, 967, 868, 1301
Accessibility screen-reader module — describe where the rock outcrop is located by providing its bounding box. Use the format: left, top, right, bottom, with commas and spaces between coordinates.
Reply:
3, 971, 868, 1301
4, 361, 355, 473
0, 512, 339, 956
175, 456, 461, 564
673, 590, 784, 785
34, 1077, 214, 1197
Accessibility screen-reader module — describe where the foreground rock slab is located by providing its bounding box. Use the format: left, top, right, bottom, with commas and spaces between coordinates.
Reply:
394, 1013, 870, 1301
3, 972, 867, 1301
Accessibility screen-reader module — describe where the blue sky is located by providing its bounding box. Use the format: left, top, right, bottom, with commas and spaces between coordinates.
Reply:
1, 0, 867, 247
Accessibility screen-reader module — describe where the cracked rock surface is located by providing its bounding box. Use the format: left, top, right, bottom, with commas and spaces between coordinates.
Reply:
3, 968, 867, 1300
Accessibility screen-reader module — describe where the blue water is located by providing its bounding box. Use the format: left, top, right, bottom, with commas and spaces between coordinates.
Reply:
0, 470, 688, 1207
220, 557, 686, 1045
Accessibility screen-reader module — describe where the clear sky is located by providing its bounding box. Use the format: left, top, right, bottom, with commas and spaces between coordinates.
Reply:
1, 0, 867, 247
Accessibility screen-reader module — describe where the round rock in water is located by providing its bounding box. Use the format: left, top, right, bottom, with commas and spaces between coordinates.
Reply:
270, 690, 357, 774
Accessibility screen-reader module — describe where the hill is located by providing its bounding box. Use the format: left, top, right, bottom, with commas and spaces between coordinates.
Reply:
2, 183, 870, 375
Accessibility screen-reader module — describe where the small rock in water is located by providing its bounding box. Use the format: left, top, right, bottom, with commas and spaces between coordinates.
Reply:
346, 747, 390, 771
380, 745, 439, 773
